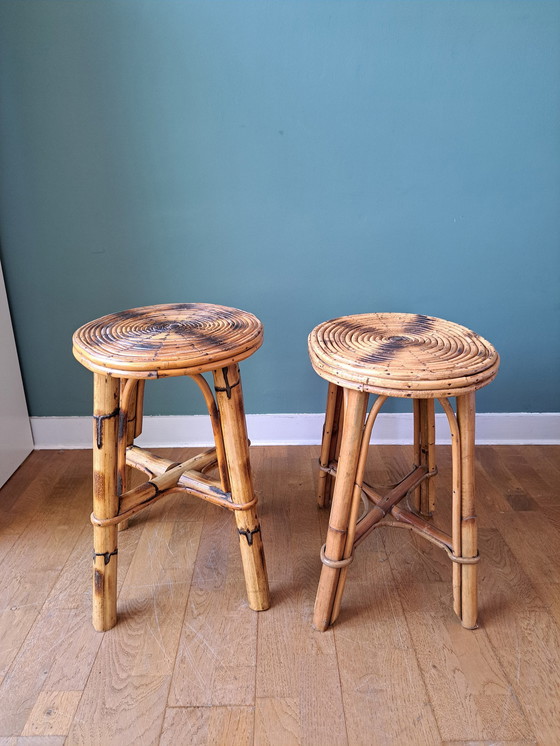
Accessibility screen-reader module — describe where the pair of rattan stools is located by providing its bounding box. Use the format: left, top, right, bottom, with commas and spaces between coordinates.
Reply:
73, 303, 499, 632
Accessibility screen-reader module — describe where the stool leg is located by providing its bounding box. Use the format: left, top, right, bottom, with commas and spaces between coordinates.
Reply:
313, 389, 369, 631
213, 364, 270, 611
457, 392, 477, 628
412, 399, 436, 516
328, 390, 345, 508
92, 373, 120, 631
124, 380, 146, 528
117, 379, 141, 532
135, 380, 145, 438
317, 383, 344, 508
191, 373, 231, 493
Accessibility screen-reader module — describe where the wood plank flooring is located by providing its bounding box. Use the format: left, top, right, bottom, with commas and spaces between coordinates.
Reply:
0, 444, 559, 745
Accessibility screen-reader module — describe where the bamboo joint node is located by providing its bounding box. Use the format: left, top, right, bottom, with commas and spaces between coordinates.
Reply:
238, 526, 261, 546
93, 408, 119, 449
214, 366, 240, 399
92, 548, 118, 565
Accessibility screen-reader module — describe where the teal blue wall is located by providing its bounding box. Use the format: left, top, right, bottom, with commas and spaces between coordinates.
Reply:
0, 1, 558, 416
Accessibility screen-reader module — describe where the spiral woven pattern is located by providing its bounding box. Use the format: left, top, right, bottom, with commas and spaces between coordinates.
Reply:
73, 303, 263, 376
309, 313, 499, 397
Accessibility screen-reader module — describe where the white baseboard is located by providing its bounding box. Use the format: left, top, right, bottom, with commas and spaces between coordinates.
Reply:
30, 412, 560, 449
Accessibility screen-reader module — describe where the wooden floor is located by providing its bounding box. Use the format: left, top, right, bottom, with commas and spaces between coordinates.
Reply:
0, 444, 559, 745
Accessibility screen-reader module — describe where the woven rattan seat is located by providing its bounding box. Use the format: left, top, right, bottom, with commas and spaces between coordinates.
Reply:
309, 313, 499, 398
309, 312, 499, 633
73, 302, 269, 631
73, 302, 263, 378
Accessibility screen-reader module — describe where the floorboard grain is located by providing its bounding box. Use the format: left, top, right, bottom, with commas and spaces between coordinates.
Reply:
0, 445, 557, 744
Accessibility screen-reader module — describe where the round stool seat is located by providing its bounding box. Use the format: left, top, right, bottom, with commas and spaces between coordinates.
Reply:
73, 302, 263, 378
309, 312, 499, 398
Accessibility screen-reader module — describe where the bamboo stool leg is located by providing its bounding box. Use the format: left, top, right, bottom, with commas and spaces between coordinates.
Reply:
122, 379, 146, 528
191, 374, 231, 493
411, 400, 422, 513
135, 380, 145, 439
457, 392, 478, 629
117, 379, 140, 532
213, 364, 270, 611
92, 373, 120, 632
313, 389, 369, 631
412, 399, 436, 517
323, 388, 344, 508
437, 397, 463, 619
329, 388, 344, 506
317, 383, 343, 508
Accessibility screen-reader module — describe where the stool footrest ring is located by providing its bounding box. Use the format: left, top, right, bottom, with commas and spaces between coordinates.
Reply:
91, 490, 258, 527
446, 550, 480, 565
320, 543, 354, 569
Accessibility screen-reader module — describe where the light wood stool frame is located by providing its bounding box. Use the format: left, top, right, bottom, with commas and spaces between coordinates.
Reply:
90, 366, 269, 631
315, 385, 478, 631
74, 303, 270, 631
309, 312, 499, 632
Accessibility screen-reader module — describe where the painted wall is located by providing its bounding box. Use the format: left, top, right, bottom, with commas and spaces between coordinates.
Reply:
0, 1, 558, 416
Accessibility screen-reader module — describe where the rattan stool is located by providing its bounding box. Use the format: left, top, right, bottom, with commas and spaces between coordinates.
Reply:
309, 312, 499, 631
73, 303, 270, 631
